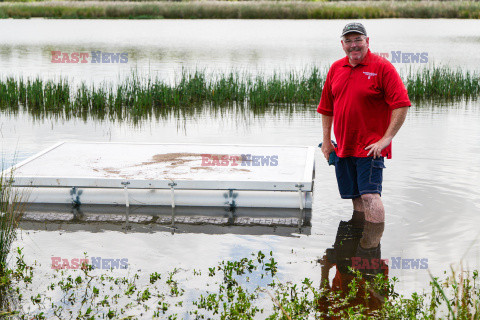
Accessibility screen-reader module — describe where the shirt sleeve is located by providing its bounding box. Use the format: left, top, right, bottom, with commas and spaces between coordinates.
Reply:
382, 62, 411, 110
317, 67, 335, 116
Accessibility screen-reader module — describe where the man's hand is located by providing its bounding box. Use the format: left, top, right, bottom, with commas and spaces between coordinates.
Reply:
321, 140, 335, 160
365, 137, 392, 159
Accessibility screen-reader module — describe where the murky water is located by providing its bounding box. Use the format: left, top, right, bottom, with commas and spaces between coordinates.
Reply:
1, 19, 480, 85
1, 18, 480, 317
4, 100, 480, 314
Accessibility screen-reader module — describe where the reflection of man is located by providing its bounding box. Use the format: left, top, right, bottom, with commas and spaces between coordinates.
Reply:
318, 217, 387, 318
318, 22, 411, 223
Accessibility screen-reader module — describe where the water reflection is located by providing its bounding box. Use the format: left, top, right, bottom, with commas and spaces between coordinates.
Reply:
20, 204, 312, 237
319, 215, 387, 317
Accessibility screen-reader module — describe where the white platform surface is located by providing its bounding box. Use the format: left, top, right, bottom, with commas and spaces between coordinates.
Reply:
9, 142, 315, 192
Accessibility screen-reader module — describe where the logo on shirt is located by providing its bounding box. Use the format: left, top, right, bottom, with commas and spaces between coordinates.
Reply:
363, 72, 377, 79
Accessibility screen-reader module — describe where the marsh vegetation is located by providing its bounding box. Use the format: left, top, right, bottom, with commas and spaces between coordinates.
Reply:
0, 249, 479, 319
0, 170, 27, 313
1, 1, 480, 19
0, 66, 478, 122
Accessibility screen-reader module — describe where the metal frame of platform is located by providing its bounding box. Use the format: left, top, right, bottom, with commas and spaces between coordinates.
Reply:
5, 141, 316, 210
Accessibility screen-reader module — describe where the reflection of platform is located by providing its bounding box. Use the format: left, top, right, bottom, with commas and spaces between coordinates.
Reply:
19, 204, 312, 237
7, 141, 315, 209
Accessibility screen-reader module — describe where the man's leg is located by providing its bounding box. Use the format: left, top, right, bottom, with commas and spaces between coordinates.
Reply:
361, 193, 385, 223
352, 197, 365, 212
352, 197, 364, 212
334, 157, 366, 222
351, 197, 365, 224
355, 157, 386, 223
334, 157, 360, 201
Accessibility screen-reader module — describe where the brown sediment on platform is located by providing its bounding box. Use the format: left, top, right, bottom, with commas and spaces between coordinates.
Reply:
139, 152, 247, 167
125, 152, 201, 168
103, 167, 121, 174
148, 153, 202, 164
101, 167, 132, 179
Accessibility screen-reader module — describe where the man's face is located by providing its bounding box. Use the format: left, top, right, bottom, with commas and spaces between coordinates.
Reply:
341, 32, 369, 64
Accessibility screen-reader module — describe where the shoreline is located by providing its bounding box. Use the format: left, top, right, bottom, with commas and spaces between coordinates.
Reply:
1, 1, 480, 19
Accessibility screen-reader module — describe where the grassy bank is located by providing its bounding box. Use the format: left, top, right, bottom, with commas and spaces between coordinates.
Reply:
1, 1, 480, 19
2, 249, 479, 319
0, 66, 479, 121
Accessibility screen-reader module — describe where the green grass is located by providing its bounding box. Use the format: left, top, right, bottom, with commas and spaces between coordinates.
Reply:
1, 66, 479, 122
1, 1, 480, 19
0, 169, 27, 311
1, 68, 327, 121
405, 67, 480, 102
1, 250, 479, 319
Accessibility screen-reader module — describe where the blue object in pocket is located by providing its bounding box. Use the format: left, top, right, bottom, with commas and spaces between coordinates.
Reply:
318, 141, 338, 166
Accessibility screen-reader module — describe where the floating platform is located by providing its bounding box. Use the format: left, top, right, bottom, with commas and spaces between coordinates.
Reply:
6, 142, 315, 209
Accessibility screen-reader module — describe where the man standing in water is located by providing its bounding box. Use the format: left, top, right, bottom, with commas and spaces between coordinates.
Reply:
318, 22, 410, 223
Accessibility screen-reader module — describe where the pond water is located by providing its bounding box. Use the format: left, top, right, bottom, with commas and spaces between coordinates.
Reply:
1, 19, 480, 85
1, 18, 480, 317
4, 101, 480, 316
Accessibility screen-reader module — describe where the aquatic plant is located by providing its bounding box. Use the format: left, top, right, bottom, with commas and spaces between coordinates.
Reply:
0, 169, 28, 311
1, 66, 479, 123
0, 68, 326, 122
2, 249, 479, 319
405, 66, 480, 102
1, 1, 480, 19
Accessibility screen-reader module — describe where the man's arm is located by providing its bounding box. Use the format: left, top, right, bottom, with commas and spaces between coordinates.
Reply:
321, 115, 335, 160
365, 106, 408, 158
318, 66, 336, 160
384, 106, 409, 140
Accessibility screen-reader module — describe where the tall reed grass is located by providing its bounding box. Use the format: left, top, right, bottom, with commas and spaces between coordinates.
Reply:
405, 67, 480, 102
1, 1, 480, 19
0, 169, 26, 310
0, 66, 479, 122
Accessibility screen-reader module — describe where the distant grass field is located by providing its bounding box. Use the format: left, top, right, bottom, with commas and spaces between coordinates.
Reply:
1, 1, 480, 19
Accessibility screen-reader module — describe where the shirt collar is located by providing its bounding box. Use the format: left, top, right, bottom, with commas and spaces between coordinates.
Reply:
343, 49, 371, 67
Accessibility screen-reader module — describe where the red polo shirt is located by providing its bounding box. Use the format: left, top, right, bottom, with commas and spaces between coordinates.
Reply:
317, 50, 411, 159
